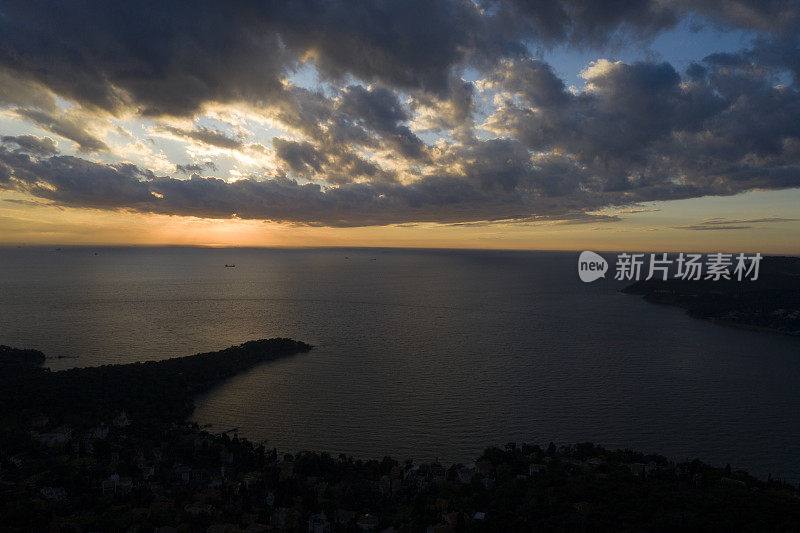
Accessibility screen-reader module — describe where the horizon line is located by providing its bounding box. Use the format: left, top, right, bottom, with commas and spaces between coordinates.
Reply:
2, 243, 799, 256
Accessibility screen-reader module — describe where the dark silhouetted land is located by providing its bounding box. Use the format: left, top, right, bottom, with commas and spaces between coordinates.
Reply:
0, 339, 312, 426
623, 256, 800, 335
2, 340, 800, 529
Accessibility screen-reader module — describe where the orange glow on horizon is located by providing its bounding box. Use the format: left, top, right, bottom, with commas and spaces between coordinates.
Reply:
2, 189, 799, 254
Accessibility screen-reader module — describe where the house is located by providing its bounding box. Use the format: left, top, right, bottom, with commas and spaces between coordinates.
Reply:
35, 426, 72, 447
29, 415, 49, 429
180, 468, 209, 483
529, 463, 547, 475
628, 462, 657, 476
206, 524, 239, 533
356, 514, 379, 531
270, 508, 289, 529
220, 449, 234, 465
431, 465, 447, 485
0, 480, 15, 494
720, 477, 747, 488
117, 477, 133, 493
308, 511, 331, 533
457, 466, 476, 484
113, 410, 132, 428
442, 512, 460, 525
475, 460, 493, 477
140, 464, 155, 480
227, 480, 242, 495
175, 465, 192, 482
39, 486, 66, 502
193, 436, 212, 450
184, 502, 213, 517
574, 501, 591, 514
243, 471, 261, 488
586, 457, 605, 467
80, 437, 96, 455
278, 459, 294, 479
334, 509, 355, 525
88, 424, 109, 439
101, 479, 116, 496
378, 475, 393, 497
9, 454, 27, 468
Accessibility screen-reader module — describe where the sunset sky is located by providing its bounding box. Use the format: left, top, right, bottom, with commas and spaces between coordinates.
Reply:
1, 1, 799, 252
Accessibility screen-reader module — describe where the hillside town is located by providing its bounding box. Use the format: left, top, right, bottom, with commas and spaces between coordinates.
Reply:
3, 409, 800, 531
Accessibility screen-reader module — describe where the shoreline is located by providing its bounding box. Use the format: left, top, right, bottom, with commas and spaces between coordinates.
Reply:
3, 340, 800, 529
621, 256, 800, 337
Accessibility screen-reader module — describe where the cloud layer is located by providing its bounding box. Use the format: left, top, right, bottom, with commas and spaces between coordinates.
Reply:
1, 1, 799, 226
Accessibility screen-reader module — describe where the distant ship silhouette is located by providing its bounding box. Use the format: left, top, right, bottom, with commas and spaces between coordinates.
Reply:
225, 264, 236, 267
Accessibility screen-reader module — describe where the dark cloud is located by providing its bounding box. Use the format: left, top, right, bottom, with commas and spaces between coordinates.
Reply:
265, 86, 406, 184
266, 0, 523, 97
687, 1, 800, 34
2, 198, 55, 207
0, 135, 58, 156
12, 108, 109, 152
3, 51, 800, 227
679, 224, 753, 230
487, 1, 800, 48
677, 217, 800, 230
487, 59, 570, 109
704, 34, 800, 87
482, 54, 800, 199
339, 85, 427, 160
157, 125, 244, 150
0, 148, 154, 207
0, 1, 288, 116
3, 0, 794, 118
0, 145, 549, 225
0, 0, 516, 117
1, 112, 799, 226
444, 212, 621, 227
273, 138, 326, 174
408, 79, 476, 131
1, 1, 800, 227
175, 161, 217, 175
487, 0, 680, 47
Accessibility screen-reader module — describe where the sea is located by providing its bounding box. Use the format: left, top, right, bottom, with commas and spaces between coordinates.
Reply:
1, 246, 799, 482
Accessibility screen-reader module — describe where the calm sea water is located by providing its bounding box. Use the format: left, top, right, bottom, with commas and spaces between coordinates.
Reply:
1, 247, 799, 482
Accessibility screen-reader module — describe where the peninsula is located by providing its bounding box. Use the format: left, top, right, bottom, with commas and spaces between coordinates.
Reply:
623, 256, 800, 335
0, 339, 313, 426
2, 340, 800, 530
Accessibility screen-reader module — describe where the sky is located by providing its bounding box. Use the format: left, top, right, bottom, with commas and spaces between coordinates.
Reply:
0, 1, 799, 252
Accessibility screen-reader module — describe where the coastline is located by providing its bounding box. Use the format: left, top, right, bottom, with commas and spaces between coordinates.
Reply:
621, 256, 800, 337
0, 339, 313, 425
3, 340, 800, 529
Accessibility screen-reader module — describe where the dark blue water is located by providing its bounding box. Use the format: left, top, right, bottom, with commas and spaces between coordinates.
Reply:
1, 247, 799, 482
